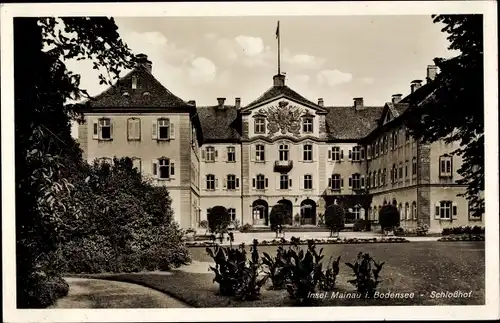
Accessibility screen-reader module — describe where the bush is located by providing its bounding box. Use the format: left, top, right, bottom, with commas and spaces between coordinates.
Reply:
325, 204, 345, 237
345, 252, 385, 298
317, 213, 325, 226
207, 206, 231, 237
353, 219, 368, 232
239, 223, 253, 233
442, 226, 485, 236
318, 256, 341, 292
19, 273, 69, 309
262, 244, 289, 290
379, 204, 400, 232
269, 203, 292, 237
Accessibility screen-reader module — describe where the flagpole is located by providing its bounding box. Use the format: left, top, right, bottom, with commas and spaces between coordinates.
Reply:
277, 21, 280, 75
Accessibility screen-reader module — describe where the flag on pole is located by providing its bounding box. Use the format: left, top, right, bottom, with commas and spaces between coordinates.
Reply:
276, 21, 280, 39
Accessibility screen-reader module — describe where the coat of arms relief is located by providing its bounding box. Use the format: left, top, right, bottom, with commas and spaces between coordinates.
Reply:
257, 100, 303, 137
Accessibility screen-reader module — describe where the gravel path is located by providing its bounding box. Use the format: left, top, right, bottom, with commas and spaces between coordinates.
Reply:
50, 277, 190, 308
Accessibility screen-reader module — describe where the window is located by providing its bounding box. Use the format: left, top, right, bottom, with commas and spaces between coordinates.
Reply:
131, 157, 141, 172
95, 118, 112, 140
280, 174, 290, 190
158, 118, 170, 140
392, 164, 397, 183
374, 141, 379, 156
98, 157, 113, 165
254, 174, 266, 190
367, 145, 372, 159
351, 173, 362, 190
412, 202, 417, 220
303, 118, 313, 133
439, 155, 453, 177
329, 174, 342, 191
304, 174, 313, 190
279, 144, 289, 161
399, 162, 403, 180
256, 144, 265, 161
367, 172, 371, 188
303, 144, 313, 161
127, 118, 141, 140
405, 160, 409, 179
255, 118, 266, 134
405, 128, 410, 143
404, 203, 410, 220
351, 146, 361, 162
330, 146, 341, 161
353, 206, 360, 220
374, 171, 378, 187
412, 157, 417, 177
227, 146, 236, 162
382, 168, 386, 186
206, 174, 216, 190
205, 146, 216, 162
154, 158, 175, 180
131, 75, 137, 89
226, 174, 239, 190
436, 201, 457, 220
228, 208, 236, 221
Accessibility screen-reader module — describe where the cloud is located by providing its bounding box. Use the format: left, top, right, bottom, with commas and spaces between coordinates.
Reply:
283, 50, 325, 69
317, 69, 353, 87
235, 35, 264, 56
188, 57, 217, 84
288, 74, 311, 85
360, 77, 375, 84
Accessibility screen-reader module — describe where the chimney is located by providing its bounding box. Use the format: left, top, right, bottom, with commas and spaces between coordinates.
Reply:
426, 65, 438, 83
135, 53, 152, 73
318, 98, 324, 107
353, 97, 364, 110
187, 100, 196, 106
217, 97, 226, 109
410, 80, 422, 93
235, 97, 241, 110
391, 94, 403, 104
273, 74, 286, 87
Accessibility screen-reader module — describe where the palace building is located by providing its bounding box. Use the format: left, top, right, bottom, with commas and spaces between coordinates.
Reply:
77, 53, 484, 233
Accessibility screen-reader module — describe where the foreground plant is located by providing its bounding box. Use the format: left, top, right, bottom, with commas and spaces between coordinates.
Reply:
262, 244, 288, 290
318, 255, 341, 292
345, 252, 385, 298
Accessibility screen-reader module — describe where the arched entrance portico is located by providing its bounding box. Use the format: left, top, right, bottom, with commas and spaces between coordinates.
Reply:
300, 199, 317, 225
252, 199, 269, 226
275, 199, 293, 225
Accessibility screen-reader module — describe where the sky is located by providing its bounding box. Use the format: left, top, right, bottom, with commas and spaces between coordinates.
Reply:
65, 15, 457, 116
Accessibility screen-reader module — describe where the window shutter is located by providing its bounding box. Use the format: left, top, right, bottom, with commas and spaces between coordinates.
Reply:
276, 175, 280, 190
92, 120, 99, 139
328, 149, 332, 160
110, 121, 114, 139
252, 177, 256, 188
435, 202, 441, 219
299, 176, 304, 190
201, 149, 205, 160
367, 145, 371, 160
250, 145, 256, 162
348, 176, 352, 188
236, 178, 240, 188
203, 177, 207, 190
452, 202, 458, 219
341, 178, 344, 188
328, 177, 332, 188
265, 177, 269, 188
348, 150, 352, 161
170, 160, 175, 178
361, 148, 365, 160
361, 176, 365, 188
127, 119, 133, 139
223, 177, 227, 188
289, 178, 292, 188
152, 160, 158, 177
234, 148, 238, 162
214, 149, 218, 161
170, 122, 175, 139
215, 178, 219, 189
340, 150, 344, 161
225, 147, 229, 162
152, 120, 158, 139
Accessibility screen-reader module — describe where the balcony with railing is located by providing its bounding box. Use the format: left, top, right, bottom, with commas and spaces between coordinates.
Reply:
274, 160, 293, 172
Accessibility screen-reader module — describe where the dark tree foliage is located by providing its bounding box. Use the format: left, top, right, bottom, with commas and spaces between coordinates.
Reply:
378, 205, 400, 231
324, 204, 345, 237
15, 17, 133, 308
269, 203, 292, 236
405, 15, 484, 216
207, 206, 231, 234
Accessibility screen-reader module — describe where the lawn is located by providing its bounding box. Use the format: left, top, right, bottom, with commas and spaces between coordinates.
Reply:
100, 241, 485, 307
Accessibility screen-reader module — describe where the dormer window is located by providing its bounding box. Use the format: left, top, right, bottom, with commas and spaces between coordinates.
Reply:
143, 91, 150, 96
122, 92, 130, 97
302, 118, 313, 133
255, 117, 266, 134
132, 75, 137, 89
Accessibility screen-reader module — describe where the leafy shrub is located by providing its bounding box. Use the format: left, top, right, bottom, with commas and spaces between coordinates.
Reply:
239, 223, 253, 233
345, 252, 385, 298
416, 224, 429, 236
442, 226, 485, 236
269, 203, 291, 237
27, 274, 69, 308
319, 256, 341, 292
325, 204, 345, 237
199, 220, 208, 230
353, 219, 368, 232
317, 213, 325, 226
262, 244, 288, 290
230, 219, 240, 230
207, 206, 231, 237
379, 205, 400, 232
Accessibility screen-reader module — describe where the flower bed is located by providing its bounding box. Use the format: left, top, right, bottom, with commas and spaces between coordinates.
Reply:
438, 234, 485, 242
185, 236, 409, 247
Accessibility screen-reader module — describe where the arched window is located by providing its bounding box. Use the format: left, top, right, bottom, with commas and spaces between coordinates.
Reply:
405, 202, 410, 220
412, 201, 417, 220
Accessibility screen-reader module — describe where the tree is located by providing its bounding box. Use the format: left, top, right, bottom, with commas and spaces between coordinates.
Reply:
325, 204, 345, 237
378, 205, 400, 234
269, 203, 291, 238
15, 17, 133, 308
405, 15, 484, 217
207, 206, 231, 239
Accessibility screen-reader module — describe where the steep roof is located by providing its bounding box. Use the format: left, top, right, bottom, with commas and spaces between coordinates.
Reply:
197, 105, 242, 142
244, 85, 322, 110
87, 65, 191, 110
324, 106, 384, 140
